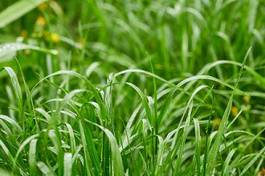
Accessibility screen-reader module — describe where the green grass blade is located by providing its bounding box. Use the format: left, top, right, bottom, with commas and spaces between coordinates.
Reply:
239, 147, 265, 176
88, 121, 124, 176
206, 96, 233, 174
126, 82, 153, 125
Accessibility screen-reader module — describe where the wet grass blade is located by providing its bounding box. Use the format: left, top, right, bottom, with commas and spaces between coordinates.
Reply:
0, 43, 58, 61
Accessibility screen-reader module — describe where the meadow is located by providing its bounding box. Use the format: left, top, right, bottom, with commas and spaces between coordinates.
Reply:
0, 0, 265, 175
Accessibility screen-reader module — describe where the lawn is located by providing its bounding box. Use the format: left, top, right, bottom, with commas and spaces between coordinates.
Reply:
0, 0, 265, 175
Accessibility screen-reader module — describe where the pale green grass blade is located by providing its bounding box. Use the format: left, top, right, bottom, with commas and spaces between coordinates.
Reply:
64, 153, 73, 176
2, 67, 22, 104
29, 139, 38, 175
0, 140, 15, 165
37, 161, 55, 176
0, 168, 11, 176
222, 149, 236, 176
2, 67, 24, 122
65, 123, 76, 153
193, 118, 201, 175
85, 62, 100, 77
35, 108, 51, 121
0, 0, 47, 28
15, 134, 39, 161
0, 114, 22, 131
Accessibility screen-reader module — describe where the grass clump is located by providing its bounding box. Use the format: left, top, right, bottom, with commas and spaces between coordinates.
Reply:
0, 0, 265, 175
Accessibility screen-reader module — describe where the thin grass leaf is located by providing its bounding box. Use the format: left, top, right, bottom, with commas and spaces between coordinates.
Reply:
87, 121, 124, 176
199, 60, 265, 86
33, 70, 85, 90
78, 120, 94, 176
240, 147, 265, 176
126, 82, 153, 125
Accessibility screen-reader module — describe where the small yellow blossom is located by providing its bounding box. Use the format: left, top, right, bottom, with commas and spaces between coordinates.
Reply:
212, 118, 221, 129
20, 30, 28, 38
231, 106, 238, 117
43, 31, 50, 38
38, 2, 48, 11
243, 95, 250, 104
36, 16, 46, 27
258, 168, 265, 176
78, 38, 86, 49
50, 33, 60, 43
24, 49, 31, 55
32, 31, 44, 38
155, 64, 163, 69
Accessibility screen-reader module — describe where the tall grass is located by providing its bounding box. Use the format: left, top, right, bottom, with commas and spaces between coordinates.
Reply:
0, 0, 264, 175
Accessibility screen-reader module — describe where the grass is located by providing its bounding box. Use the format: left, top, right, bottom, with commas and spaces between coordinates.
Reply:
0, 0, 265, 175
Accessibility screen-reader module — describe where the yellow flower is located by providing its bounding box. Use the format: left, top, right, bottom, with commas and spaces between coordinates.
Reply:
38, 2, 48, 11
212, 118, 221, 129
243, 95, 250, 104
257, 168, 265, 176
20, 30, 28, 38
36, 16, 46, 27
231, 106, 238, 117
155, 64, 163, 69
50, 33, 60, 43
78, 38, 86, 49
43, 31, 50, 38
24, 49, 31, 55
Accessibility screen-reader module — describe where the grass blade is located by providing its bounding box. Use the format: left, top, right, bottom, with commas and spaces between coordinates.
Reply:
87, 121, 124, 176
0, 0, 47, 28
29, 139, 38, 175
64, 153, 73, 176
0, 43, 58, 61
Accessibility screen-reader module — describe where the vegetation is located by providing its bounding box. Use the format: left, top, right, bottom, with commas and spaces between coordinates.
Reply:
0, 0, 264, 175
